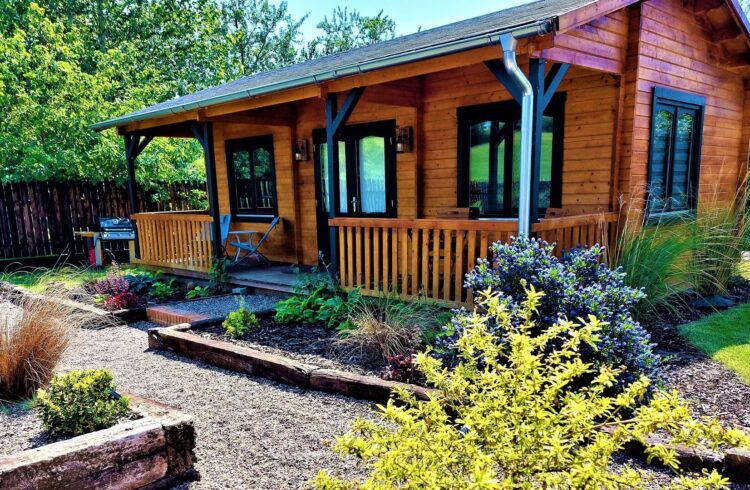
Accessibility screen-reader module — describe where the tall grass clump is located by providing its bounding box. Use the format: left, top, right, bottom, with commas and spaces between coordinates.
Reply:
690, 191, 750, 295
613, 205, 697, 320
0, 287, 109, 401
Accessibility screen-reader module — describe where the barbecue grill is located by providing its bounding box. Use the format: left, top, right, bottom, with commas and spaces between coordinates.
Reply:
98, 217, 135, 241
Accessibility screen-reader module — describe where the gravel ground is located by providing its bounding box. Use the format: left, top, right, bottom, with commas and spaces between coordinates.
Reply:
0, 406, 51, 456
168, 293, 284, 318
56, 322, 374, 489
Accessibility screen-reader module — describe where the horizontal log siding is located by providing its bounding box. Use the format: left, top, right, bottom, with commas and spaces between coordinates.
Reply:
622, 0, 746, 206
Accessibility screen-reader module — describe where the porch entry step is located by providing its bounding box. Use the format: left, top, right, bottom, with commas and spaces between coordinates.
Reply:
146, 305, 210, 327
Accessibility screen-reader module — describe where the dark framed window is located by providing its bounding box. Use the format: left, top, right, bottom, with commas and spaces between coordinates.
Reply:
225, 135, 277, 221
647, 87, 704, 216
313, 120, 397, 218
456, 94, 565, 218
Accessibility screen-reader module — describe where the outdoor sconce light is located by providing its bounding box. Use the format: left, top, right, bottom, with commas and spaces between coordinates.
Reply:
294, 139, 309, 161
396, 126, 412, 153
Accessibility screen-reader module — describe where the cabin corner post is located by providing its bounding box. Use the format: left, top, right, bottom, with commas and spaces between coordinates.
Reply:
324, 88, 365, 277
123, 132, 153, 259
190, 122, 223, 260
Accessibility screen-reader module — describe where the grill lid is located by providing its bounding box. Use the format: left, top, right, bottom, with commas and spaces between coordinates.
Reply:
99, 217, 133, 231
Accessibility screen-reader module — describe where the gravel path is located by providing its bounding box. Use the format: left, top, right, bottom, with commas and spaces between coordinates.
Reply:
50, 321, 374, 489
167, 293, 284, 318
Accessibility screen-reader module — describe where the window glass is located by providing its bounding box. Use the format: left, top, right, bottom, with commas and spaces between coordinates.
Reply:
647, 88, 703, 216
318, 141, 346, 213
460, 99, 561, 218
358, 136, 386, 213
227, 136, 276, 216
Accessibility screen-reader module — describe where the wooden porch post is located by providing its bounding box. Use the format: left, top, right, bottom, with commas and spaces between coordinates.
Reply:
124, 132, 153, 258
325, 88, 364, 276
190, 122, 223, 259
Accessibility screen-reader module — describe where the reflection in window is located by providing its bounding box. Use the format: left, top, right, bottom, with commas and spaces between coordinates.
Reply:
647, 88, 703, 215
226, 136, 277, 217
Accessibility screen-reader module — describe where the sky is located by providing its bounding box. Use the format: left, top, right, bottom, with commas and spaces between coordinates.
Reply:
285, 0, 536, 41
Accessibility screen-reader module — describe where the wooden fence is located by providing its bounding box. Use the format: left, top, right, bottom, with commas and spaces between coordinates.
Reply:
329, 212, 619, 305
0, 180, 206, 261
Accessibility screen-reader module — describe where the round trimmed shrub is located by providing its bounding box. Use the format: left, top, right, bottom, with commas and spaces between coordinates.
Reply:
437, 236, 663, 392
37, 369, 130, 438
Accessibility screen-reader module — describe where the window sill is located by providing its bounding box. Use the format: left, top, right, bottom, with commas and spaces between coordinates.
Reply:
232, 214, 277, 223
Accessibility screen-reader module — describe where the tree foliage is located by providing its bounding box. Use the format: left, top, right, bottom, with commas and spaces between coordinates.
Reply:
0, 1, 396, 186
301, 7, 395, 60
315, 288, 749, 489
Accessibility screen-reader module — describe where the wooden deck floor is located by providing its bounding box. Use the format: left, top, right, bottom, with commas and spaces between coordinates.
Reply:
229, 263, 322, 294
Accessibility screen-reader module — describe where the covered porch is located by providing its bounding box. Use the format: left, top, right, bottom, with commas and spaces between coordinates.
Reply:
117, 8, 630, 303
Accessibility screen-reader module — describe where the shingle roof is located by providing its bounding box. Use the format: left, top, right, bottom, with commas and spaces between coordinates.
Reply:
94, 0, 599, 131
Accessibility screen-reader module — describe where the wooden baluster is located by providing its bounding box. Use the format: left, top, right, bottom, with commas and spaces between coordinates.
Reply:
338, 226, 346, 287
454, 230, 464, 303
355, 226, 362, 287
411, 228, 419, 296
401, 228, 409, 297
364, 227, 371, 292
347, 226, 354, 288
479, 231, 489, 262
421, 228, 429, 295
373, 227, 380, 292
432, 227, 440, 300
466, 230, 477, 304
391, 228, 399, 296
442, 230, 452, 301
382, 228, 390, 292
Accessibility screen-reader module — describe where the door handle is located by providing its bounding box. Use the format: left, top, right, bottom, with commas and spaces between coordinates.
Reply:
351, 196, 358, 213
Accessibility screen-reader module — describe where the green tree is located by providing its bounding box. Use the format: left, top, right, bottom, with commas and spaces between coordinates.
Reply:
301, 7, 396, 60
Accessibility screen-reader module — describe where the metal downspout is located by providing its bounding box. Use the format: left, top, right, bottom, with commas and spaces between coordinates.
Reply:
499, 33, 534, 237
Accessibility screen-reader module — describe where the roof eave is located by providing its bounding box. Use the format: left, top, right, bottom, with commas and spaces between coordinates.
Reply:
91, 18, 555, 132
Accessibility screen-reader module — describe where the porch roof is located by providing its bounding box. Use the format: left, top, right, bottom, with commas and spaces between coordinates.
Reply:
92, 0, 599, 132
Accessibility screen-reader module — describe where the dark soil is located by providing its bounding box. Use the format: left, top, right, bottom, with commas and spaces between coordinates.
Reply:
189, 316, 388, 377
644, 277, 750, 428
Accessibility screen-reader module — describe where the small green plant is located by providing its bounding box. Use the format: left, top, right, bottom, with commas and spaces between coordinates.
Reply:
315, 288, 750, 489
209, 257, 231, 292
149, 278, 175, 300
223, 297, 259, 338
186, 285, 211, 299
37, 369, 129, 438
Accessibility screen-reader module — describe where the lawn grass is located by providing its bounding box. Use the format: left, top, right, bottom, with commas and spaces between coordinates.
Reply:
680, 303, 750, 384
0, 266, 111, 293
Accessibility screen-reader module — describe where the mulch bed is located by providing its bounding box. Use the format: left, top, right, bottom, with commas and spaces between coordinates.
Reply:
189, 316, 387, 378
644, 277, 750, 428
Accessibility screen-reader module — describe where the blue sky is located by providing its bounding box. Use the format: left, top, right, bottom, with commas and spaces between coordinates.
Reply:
285, 0, 535, 41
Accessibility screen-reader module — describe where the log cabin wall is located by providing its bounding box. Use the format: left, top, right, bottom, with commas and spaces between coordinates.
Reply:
620, 0, 747, 206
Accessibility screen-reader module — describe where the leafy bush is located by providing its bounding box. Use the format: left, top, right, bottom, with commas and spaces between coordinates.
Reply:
274, 274, 360, 330
336, 293, 448, 362
37, 369, 129, 438
223, 297, 259, 338
101, 291, 141, 311
123, 271, 157, 296
382, 354, 423, 385
208, 257, 231, 292
0, 292, 103, 401
149, 279, 175, 300
186, 285, 211, 299
315, 289, 749, 489
92, 272, 129, 296
442, 236, 662, 391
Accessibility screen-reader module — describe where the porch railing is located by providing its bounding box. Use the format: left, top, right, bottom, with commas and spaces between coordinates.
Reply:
131, 211, 214, 273
329, 212, 619, 305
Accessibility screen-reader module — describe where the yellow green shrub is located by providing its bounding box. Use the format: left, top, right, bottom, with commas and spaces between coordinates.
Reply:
315, 288, 749, 489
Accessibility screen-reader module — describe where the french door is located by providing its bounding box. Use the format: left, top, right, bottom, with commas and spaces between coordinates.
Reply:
313, 120, 397, 262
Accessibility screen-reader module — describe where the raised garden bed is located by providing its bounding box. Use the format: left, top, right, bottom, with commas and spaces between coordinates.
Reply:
0, 395, 197, 489
148, 322, 432, 404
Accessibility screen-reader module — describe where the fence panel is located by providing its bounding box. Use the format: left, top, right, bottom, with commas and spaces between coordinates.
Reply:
0, 180, 206, 261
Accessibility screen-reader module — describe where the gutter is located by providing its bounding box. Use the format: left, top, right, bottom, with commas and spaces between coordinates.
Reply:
91, 19, 555, 131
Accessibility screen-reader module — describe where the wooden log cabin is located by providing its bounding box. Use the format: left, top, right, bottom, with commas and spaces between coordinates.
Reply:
94, 0, 750, 304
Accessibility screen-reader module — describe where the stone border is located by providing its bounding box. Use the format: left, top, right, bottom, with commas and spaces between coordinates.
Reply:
148, 322, 434, 404
0, 395, 197, 490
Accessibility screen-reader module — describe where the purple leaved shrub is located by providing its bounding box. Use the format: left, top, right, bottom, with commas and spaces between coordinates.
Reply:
436, 236, 663, 393
92, 273, 129, 297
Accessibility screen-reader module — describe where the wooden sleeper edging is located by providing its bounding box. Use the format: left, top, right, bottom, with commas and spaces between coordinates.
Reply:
0, 396, 197, 490
149, 323, 434, 404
